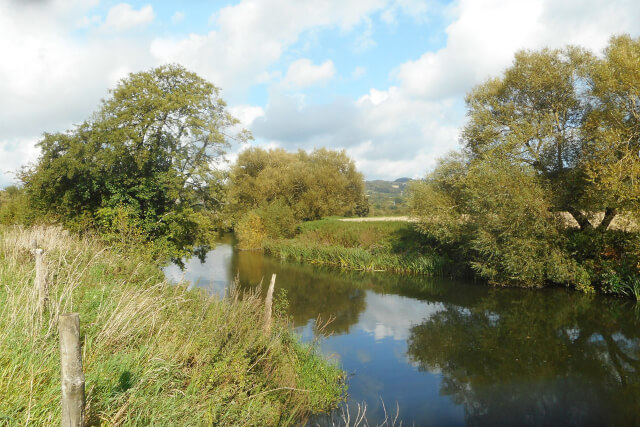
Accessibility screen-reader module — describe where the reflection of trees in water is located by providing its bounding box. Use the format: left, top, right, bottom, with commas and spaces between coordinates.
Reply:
231, 250, 367, 334
229, 246, 487, 336
407, 290, 640, 426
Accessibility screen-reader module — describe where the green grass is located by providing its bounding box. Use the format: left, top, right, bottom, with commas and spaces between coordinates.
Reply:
264, 219, 450, 276
0, 225, 345, 425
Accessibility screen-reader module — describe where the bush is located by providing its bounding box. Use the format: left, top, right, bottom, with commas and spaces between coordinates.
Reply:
411, 153, 590, 288
236, 211, 267, 250
257, 200, 298, 240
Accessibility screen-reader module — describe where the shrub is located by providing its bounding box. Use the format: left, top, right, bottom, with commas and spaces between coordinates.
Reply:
235, 211, 267, 250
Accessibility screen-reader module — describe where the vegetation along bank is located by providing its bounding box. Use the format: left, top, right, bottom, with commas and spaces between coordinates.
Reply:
243, 35, 640, 299
0, 225, 345, 425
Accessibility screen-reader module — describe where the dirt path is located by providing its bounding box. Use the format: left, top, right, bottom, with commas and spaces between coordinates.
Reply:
339, 216, 417, 222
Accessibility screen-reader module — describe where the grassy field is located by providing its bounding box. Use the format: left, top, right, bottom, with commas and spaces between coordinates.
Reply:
0, 225, 345, 425
264, 218, 450, 276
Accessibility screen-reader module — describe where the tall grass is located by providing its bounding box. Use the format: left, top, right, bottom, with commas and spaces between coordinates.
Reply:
265, 219, 450, 276
264, 241, 447, 276
0, 225, 344, 425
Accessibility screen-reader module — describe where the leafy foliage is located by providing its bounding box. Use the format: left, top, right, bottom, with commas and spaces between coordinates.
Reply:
20, 64, 249, 259
411, 35, 640, 293
365, 179, 412, 216
226, 147, 368, 244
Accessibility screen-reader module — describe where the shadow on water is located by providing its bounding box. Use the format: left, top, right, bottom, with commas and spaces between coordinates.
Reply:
164, 235, 640, 426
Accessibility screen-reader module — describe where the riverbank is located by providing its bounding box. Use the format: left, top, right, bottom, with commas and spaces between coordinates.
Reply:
0, 225, 345, 425
264, 218, 452, 276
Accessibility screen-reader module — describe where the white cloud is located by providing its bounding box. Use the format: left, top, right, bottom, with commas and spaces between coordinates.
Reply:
0, 1, 153, 187
171, 11, 185, 24
353, 16, 376, 52
76, 15, 101, 29
394, 0, 640, 101
357, 291, 444, 341
283, 59, 336, 89
102, 3, 154, 32
352, 66, 366, 78
381, 0, 432, 25
150, 0, 387, 96
250, 88, 463, 179
0, 138, 40, 187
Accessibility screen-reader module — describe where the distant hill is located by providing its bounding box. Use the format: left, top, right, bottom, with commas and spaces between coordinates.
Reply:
365, 179, 413, 216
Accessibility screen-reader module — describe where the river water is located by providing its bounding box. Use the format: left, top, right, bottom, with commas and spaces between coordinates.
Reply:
164, 235, 640, 426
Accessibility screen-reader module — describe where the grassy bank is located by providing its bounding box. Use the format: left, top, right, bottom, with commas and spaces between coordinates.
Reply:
264, 219, 451, 276
0, 225, 344, 425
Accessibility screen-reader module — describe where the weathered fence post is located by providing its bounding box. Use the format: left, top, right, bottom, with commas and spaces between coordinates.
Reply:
264, 274, 276, 333
59, 313, 85, 427
34, 248, 48, 313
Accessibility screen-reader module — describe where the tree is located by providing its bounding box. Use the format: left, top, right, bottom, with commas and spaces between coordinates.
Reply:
227, 147, 367, 223
583, 35, 640, 225
21, 64, 249, 258
410, 35, 640, 290
410, 152, 588, 288
462, 45, 599, 229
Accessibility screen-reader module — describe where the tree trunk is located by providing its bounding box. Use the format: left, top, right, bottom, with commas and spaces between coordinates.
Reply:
567, 207, 593, 230
597, 207, 617, 231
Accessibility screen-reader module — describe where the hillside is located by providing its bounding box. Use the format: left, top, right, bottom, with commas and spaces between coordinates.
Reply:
365, 178, 413, 216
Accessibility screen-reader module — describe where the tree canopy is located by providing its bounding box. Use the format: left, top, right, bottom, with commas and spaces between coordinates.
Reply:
227, 147, 367, 221
410, 35, 640, 290
21, 64, 249, 258
226, 147, 368, 248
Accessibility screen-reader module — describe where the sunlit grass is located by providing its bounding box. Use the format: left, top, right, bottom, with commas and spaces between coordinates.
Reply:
0, 225, 345, 425
265, 219, 450, 276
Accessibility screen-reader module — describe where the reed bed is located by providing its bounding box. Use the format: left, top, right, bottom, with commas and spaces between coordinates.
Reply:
0, 225, 344, 425
264, 241, 447, 276
264, 219, 449, 276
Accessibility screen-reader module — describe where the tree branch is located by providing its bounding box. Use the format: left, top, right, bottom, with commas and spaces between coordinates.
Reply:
567, 207, 593, 230
597, 207, 617, 231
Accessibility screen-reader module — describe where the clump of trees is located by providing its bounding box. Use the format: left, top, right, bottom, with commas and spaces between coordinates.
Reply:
410, 35, 640, 293
19, 65, 250, 259
226, 147, 368, 249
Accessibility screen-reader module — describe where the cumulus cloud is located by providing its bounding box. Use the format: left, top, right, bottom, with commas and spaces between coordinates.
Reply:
393, 0, 640, 101
357, 291, 444, 341
0, 1, 153, 186
171, 11, 185, 24
101, 3, 154, 31
3, 0, 640, 187
150, 0, 387, 95
283, 59, 336, 89
250, 0, 640, 180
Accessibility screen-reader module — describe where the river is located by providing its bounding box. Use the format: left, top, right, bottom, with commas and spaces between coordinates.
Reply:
164, 234, 640, 426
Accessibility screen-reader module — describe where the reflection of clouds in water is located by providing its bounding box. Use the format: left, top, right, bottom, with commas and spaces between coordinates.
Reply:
357, 350, 372, 364
357, 291, 444, 341
163, 244, 234, 297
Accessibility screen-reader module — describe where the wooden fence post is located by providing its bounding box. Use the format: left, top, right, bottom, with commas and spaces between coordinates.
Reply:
34, 248, 48, 313
264, 274, 276, 333
59, 313, 85, 427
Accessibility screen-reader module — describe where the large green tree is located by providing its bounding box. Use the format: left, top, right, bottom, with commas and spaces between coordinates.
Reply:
21, 64, 249, 258
227, 147, 368, 222
411, 35, 640, 289
583, 35, 640, 222
462, 45, 598, 229
226, 147, 368, 249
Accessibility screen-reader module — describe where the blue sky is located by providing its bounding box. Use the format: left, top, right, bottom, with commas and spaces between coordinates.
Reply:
1, 0, 639, 187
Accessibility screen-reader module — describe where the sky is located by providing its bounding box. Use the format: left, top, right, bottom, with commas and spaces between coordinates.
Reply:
1, 0, 639, 187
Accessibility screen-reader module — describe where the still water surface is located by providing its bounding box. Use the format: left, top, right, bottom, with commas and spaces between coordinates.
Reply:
165, 235, 640, 426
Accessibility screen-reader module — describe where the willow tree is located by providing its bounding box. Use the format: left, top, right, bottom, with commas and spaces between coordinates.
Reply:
411, 35, 640, 290
583, 35, 640, 225
21, 64, 250, 258
462, 45, 600, 229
